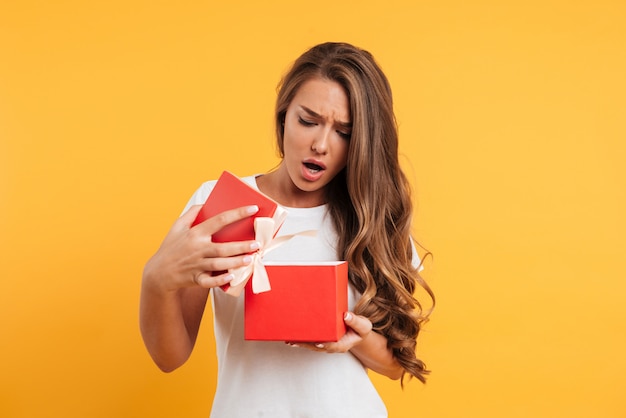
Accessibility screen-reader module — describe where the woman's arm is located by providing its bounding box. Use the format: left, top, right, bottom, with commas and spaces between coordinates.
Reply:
140, 281, 210, 372
343, 313, 403, 379
139, 204, 260, 372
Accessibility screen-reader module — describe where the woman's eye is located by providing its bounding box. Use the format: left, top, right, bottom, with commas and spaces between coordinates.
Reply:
338, 131, 351, 140
298, 117, 315, 127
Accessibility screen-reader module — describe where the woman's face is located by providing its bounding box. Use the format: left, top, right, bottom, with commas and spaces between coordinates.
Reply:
281, 77, 351, 203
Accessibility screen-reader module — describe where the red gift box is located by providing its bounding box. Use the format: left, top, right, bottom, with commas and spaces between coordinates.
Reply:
191, 170, 281, 240
190, 171, 287, 296
244, 261, 348, 342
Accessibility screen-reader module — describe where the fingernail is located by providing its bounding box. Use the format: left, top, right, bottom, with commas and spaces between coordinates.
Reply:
344, 312, 352, 321
315, 343, 324, 349
243, 255, 253, 264
250, 241, 260, 250
224, 274, 235, 282
247, 205, 259, 214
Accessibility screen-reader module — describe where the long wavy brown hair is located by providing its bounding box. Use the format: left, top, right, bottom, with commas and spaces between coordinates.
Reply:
274, 42, 435, 384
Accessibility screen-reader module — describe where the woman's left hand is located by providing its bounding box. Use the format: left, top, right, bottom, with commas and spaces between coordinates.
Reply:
286, 311, 403, 379
286, 312, 372, 353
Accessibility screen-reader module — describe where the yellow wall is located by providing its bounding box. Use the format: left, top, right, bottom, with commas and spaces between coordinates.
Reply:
1, 1, 625, 417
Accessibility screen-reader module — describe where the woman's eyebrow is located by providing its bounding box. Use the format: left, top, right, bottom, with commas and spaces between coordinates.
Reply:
300, 105, 352, 128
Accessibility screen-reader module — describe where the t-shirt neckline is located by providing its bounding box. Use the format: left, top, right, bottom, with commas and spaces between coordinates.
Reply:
251, 174, 328, 214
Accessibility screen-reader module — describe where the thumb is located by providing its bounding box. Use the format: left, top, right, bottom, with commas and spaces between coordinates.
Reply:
343, 312, 373, 337
175, 204, 203, 229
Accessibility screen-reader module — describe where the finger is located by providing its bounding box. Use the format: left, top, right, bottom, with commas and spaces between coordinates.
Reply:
181, 204, 204, 221
195, 272, 235, 289
313, 341, 345, 354
194, 205, 260, 235
307, 343, 328, 352
334, 329, 363, 352
315, 332, 358, 353
161, 205, 204, 239
284, 342, 320, 352
286, 341, 339, 353
200, 240, 261, 259
343, 312, 373, 337
176, 205, 204, 229
314, 342, 341, 353
198, 253, 255, 273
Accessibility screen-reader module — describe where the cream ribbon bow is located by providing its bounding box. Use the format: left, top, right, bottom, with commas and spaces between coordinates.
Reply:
223, 217, 316, 297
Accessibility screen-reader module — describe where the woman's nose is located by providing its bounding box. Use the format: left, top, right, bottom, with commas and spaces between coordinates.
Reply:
311, 129, 330, 154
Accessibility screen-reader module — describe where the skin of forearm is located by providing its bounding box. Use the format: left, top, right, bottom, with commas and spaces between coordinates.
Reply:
350, 330, 403, 380
139, 279, 197, 372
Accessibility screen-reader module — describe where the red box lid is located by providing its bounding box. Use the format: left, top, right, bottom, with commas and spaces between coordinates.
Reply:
191, 170, 278, 242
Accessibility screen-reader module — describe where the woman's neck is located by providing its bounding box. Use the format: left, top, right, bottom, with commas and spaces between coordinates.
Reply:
256, 166, 326, 208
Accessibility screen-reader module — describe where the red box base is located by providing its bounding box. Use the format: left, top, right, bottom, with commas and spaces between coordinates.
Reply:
244, 262, 348, 342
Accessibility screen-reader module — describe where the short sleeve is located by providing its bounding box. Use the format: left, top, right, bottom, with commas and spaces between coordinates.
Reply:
411, 238, 425, 272
180, 179, 218, 216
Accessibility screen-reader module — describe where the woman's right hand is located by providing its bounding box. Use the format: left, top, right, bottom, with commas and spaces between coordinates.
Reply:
142, 204, 261, 294
140, 203, 261, 371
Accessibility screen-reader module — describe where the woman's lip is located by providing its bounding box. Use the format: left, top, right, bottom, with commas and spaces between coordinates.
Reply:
303, 159, 327, 170
301, 161, 325, 181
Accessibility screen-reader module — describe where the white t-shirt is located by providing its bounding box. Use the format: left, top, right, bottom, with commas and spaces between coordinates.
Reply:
183, 175, 388, 418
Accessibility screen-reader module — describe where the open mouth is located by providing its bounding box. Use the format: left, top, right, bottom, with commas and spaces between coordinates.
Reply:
304, 162, 324, 173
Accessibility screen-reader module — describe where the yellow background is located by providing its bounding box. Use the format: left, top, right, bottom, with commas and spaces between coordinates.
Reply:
1, 1, 625, 417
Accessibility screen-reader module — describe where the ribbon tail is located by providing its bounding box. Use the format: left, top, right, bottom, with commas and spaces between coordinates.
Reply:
224, 264, 254, 297
251, 257, 271, 294
263, 230, 318, 254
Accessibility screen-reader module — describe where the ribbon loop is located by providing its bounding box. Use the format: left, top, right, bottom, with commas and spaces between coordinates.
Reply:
223, 216, 316, 297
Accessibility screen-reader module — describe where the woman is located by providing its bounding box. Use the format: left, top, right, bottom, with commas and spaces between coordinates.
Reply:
140, 42, 434, 417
